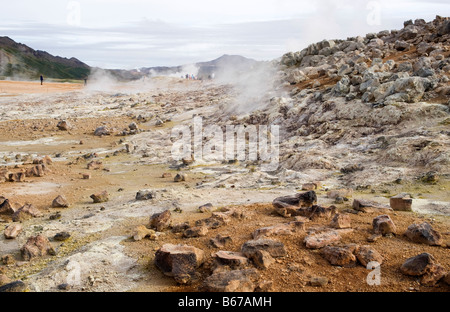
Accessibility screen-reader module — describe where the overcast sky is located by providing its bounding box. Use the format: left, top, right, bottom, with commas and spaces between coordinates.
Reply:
1, 0, 449, 69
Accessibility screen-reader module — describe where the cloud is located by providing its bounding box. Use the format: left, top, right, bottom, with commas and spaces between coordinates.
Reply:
1, 0, 449, 68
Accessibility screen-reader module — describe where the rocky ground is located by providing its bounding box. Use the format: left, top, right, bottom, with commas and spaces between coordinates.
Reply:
0, 16, 449, 293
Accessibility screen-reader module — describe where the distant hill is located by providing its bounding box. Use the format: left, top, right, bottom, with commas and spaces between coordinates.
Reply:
0, 36, 91, 80
138, 54, 260, 80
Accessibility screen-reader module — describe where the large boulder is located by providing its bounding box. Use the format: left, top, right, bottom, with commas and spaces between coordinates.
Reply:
391, 77, 431, 103
404, 222, 443, 246
21, 235, 56, 261
400, 253, 447, 286
154, 244, 205, 284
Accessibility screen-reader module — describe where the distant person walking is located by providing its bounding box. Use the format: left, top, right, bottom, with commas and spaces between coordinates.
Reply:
40, 75, 44, 85
84, 78, 88, 86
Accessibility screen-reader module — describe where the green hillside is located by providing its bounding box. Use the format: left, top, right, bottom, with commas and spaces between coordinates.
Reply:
0, 37, 90, 80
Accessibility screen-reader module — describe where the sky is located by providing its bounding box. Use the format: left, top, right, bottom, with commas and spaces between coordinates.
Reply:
1, 0, 450, 69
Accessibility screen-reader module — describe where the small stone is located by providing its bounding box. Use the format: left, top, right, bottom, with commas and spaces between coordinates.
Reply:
330, 213, 352, 229
241, 239, 287, 258
367, 234, 382, 242
135, 190, 156, 201
183, 226, 209, 238
308, 277, 328, 287
198, 203, 213, 213
133, 225, 156, 241
4, 223, 23, 239
250, 250, 275, 270
54, 232, 71, 242
154, 244, 205, 284
202, 269, 257, 292
57, 283, 71, 291
57, 120, 70, 131
94, 126, 110, 136
354, 246, 383, 267
149, 210, 172, 232
174, 173, 186, 182
213, 251, 249, 269
210, 235, 232, 248
87, 160, 103, 170
353, 199, 392, 213
21, 235, 56, 261
52, 195, 69, 208
90, 191, 109, 203
12, 204, 42, 222
390, 193, 413, 211
321, 246, 357, 267
372, 215, 396, 236
327, 189, 353, 199
1, 254, 15, 265
301, 183, 316, 191
304, 230, 341, 249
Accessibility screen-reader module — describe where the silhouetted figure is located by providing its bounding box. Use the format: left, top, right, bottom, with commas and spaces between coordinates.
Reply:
40, 75, 44, 85
84, 78, 87, 86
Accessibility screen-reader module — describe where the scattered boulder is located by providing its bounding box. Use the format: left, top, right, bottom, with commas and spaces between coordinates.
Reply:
21, 235, 56, 261
250, 250, 275, 270
154, 244, 205, 284
400, 253, 447, 286
171, 222, 190, 234
330, 213, 352, 229
272, 191, 317, 217
353, 199, 392, 213
321, 246, 357, 267
390, 193, 413, 211
304, 230, 341, 249
404, 222, 443, 246
132, 225, 156, 241
297, 205, 337, 221
0, 198, 17, 215
354, 245, 383, 267
90, 190, 109, 203
210, 235, 233, 248
51, 195, 69, 208
149, 210, 172, 231
183, 225, 209, 238
372, 215, 396, 236
241, 239, 287, 258
4, 223, 22, 239
135, 190, 156, 201
202, 269, 257, 292
12, 204, 42, 222
213, 251, 249, 269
